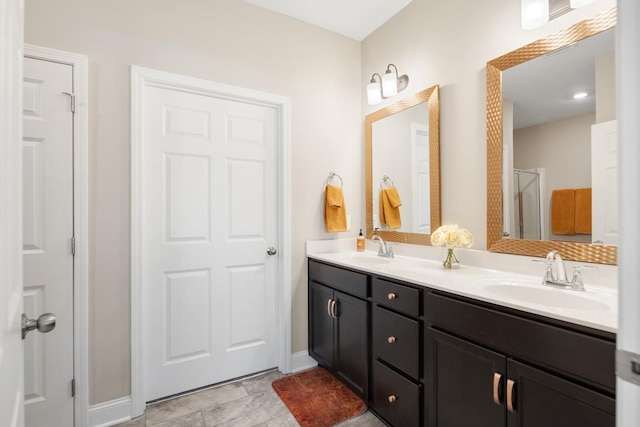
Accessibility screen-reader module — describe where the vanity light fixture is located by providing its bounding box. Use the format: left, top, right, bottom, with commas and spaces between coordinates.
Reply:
522, 0, 596, 30
570, 0, 597, 8
573, 91, 588, 99
366, 64, 410, 105
521, 0, 549, 30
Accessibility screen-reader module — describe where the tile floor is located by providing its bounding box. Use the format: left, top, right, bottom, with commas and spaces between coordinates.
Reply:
116, 370, 386, 427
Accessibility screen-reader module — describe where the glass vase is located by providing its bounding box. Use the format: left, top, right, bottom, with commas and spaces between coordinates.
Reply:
442, 246, 460, 269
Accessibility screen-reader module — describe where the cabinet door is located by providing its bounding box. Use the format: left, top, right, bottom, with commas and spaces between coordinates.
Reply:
506, 359, 615, 427
427, 328, 506, 427
309, 281, 334, 368
335, 290, 369, 399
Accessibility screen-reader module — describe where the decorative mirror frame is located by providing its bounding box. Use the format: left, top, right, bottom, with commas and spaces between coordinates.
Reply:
365, 85, 441, 244
486, 8, 617, 265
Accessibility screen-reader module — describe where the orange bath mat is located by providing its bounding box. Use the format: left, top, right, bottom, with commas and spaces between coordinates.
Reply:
272, 367, 366, 427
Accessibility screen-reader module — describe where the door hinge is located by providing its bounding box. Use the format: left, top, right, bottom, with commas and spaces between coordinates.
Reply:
71, 378, 76, 397
62, 91, 76, 114
71, 236, 76, 256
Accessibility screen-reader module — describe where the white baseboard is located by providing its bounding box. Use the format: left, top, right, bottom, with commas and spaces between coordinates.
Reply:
88, 396, 133, 427
291, 350, 317, 373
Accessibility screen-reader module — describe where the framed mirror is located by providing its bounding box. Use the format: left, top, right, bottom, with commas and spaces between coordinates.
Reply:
365, 85, 441, 245
486, 8, 617, 264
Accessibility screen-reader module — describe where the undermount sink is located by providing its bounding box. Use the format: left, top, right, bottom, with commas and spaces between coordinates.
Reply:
473, 278, 611, 312
337, 254, 393, 267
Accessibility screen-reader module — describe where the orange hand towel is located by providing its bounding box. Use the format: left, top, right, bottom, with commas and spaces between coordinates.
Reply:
324, 185, 347, 232
574, 188, 592, 234
379, 186, 402, 229
551, 189, 575, 235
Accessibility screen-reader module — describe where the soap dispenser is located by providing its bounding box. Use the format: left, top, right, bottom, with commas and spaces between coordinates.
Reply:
357, 229, 365, 252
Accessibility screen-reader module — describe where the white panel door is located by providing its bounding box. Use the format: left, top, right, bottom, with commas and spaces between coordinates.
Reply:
143, 84, 279, 401
0, 0, 25, 425
412, 124, 430, 234
591, 120, 618, 245
22, 57, 74, 427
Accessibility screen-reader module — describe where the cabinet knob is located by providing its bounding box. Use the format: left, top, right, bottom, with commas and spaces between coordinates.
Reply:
387, 293, 397, 300
388, 395, 397, 403
387, 336, 396, 344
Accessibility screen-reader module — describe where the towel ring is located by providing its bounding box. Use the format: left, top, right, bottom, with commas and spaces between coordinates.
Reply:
327, 172, 343, 188
380, 175, 395, 189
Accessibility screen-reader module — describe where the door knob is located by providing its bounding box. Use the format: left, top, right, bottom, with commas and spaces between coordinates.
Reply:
22, 313, 56, 340
267, 247, 277, 256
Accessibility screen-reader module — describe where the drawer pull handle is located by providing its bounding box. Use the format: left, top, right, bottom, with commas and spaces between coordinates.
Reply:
507, 379, 516, 413
327, 299, 333, 317
387, 395, 397, 403
387, 336, 396, 344
387, 293, 397, 300
330, 299, 337, 318
492, 373, 502, 405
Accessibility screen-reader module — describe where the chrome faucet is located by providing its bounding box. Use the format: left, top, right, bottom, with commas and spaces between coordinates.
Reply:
372, 234, 394, 258
534, 250, 592, 291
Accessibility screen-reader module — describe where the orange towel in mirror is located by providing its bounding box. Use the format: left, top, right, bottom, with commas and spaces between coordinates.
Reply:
324, 184, 347, 232
551, 189, 575, 235
574, 188, 592, 234
379, 186, 402, 229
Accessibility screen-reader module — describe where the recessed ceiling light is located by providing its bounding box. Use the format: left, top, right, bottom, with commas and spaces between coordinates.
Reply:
573, 92, 588, 100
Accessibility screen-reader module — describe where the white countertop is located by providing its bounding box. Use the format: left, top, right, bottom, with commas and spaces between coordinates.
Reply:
307, 241, 618, 334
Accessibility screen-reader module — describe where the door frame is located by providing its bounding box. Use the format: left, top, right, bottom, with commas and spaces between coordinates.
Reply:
130, 66, 292, 417
23, 45, 90, 427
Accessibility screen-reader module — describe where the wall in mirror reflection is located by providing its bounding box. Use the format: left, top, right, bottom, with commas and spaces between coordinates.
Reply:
501, 28, 617, 246
372, 102, 430, 234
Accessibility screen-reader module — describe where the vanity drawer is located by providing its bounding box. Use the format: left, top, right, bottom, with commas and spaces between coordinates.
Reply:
427, 292, 616, 392
373, 306, 420, 379
371, 360, 420, 427
308, 260, 368, 298
372, 277, 420, 316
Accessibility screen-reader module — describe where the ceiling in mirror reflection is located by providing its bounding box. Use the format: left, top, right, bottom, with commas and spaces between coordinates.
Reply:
503, 28, 614, 129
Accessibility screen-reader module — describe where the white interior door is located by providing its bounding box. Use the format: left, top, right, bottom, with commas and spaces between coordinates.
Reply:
0, 0, 25, 425
412, 124, 430, 234
142, 82, 280, 401
22, 57, 74, 426
591, 119, 618, 245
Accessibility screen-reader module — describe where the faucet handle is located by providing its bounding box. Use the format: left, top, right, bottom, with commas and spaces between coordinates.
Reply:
532, 259, 553, 283
569, 265, 595, 290
387, 243, 397, 259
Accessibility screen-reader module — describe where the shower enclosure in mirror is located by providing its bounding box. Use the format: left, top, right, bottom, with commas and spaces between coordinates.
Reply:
487, 8, 617, 264
365, 85, 441, 245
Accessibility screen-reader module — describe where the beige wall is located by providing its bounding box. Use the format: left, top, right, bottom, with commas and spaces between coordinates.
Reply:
361, 0, 615, 249
514, 113, 595, 243
372, 102, 428, 232
25, 0, 362, 404
24, 0, 616, 406
596, 51, 616, 122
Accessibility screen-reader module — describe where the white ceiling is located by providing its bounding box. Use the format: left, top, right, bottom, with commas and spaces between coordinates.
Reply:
503, 28, 615, 130
243, 0, 414, 41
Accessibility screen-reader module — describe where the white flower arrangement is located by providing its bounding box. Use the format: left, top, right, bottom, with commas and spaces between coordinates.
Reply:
430, 224, 473, 248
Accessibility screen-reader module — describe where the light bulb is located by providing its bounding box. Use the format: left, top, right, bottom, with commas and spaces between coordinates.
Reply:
382, 72, 398, 97
521, 0, 549, 30
367, 81, 382, 105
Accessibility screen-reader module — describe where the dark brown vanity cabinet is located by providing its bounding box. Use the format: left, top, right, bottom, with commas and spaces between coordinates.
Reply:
308, 258, 617, 427
308, 260, 369, 399
426, 292, 616, 427
370, 277, 423, 426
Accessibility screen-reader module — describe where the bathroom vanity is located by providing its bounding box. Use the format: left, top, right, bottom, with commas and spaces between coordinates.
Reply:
307, 251, 616, 427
